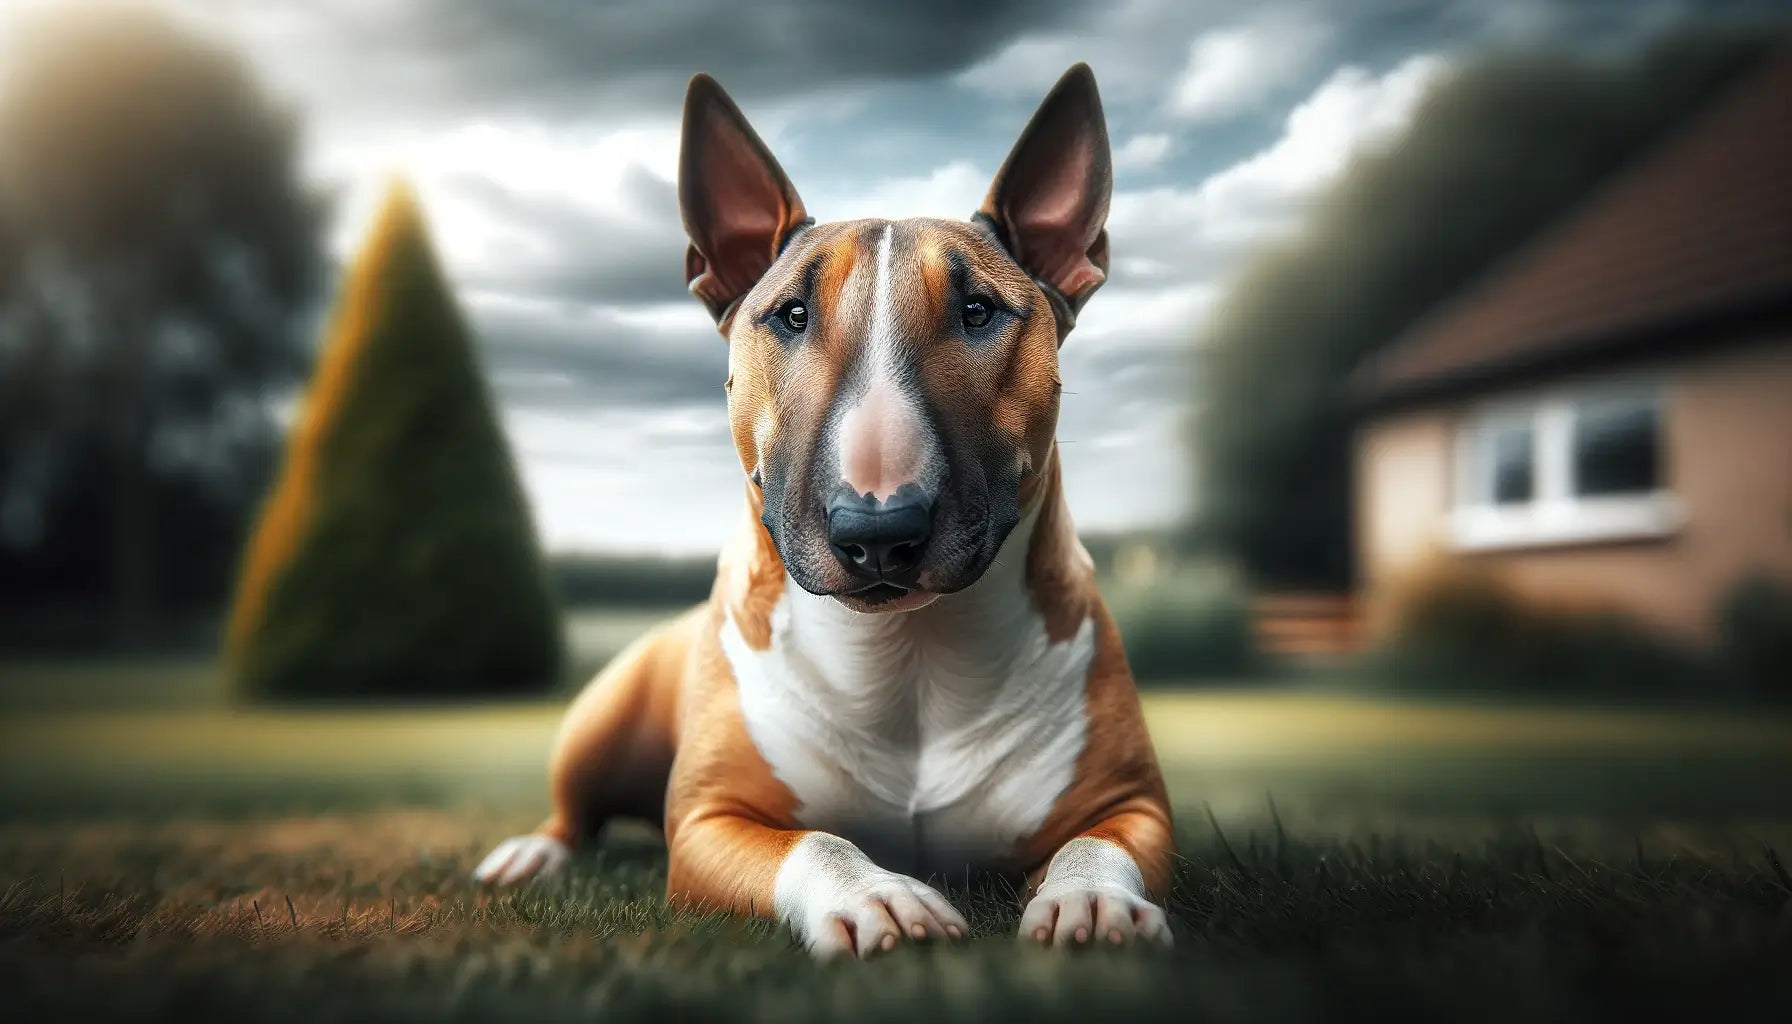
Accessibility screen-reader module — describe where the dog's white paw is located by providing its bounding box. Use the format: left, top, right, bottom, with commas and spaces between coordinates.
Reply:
1019, 836, 1172, 948
795, 870, 968, 959
1018, 883, 1172, 948
472, 834, 569, 887
775, 834, 968, 959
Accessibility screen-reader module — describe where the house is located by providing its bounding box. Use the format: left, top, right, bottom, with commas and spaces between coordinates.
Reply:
1349, 53, 1792, 646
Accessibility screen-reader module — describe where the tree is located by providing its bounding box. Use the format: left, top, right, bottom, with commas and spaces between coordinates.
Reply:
226, 181, 563, 701
1189, 29, 1785, 589
0, 5, 324, 639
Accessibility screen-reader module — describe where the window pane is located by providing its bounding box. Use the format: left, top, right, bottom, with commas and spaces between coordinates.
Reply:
1573, 395, 1660, 496
1487, 421, 1534, 505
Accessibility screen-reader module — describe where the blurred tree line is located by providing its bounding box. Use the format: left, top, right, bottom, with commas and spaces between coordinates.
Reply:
548, 553, 716, 608
1188, 28, 1787, 589
0, 6, 325, 642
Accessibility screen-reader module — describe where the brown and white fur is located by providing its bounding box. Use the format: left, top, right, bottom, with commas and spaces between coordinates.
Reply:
473, 64, 1175, 959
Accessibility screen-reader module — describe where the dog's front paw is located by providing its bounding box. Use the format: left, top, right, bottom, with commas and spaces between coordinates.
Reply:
1020, 835, 1172, 949
472, 834, 569, 887
795, 870, 968, 959
776, 834, 967, 959
1019, 882, 1172, 948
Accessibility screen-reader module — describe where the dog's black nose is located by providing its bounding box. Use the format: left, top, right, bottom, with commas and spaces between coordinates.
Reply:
827, 494, 932, 582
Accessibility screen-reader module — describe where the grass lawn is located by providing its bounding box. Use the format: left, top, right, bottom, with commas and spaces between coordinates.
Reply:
3, 648, 1792, 1021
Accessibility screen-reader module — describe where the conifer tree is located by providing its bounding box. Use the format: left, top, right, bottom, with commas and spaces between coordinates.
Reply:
227, 180, 561, 700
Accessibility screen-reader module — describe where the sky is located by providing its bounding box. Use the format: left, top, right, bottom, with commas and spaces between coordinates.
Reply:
3, 0, 1775, 555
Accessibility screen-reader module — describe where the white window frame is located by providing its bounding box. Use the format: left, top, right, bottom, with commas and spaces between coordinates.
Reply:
1449, 377, 1680, 552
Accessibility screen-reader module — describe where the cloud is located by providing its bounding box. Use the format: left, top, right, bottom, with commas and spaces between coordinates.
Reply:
436, 167, 691, 307
302, 115, 707, 350
1193, 54, 1452, 235
1055, 338, 1195, 530
1113, 132, 1174, 170
952, 36, 1094, 100
503, 403, 743, 556
1107, 52, 1452, 293
467, 293, 724, 411
1073, 283, 1222, 352
810, 160, 989, 222
950, 0, 1238, 107
1169, 17, 1333, 122
180, 0, 1086, 127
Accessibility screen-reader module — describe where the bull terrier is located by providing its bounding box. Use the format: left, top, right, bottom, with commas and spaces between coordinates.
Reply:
474, 63, 1175, 959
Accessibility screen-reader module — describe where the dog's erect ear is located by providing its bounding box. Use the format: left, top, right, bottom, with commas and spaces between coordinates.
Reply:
976, 63, 1112, 340
679, 74, 810, 328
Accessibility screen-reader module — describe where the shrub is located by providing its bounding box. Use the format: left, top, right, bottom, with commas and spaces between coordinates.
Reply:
1717, 573, 1792, 704
225, 181, 562, 701
1369, 561, 1714, 700
1107, 564, 1259, 684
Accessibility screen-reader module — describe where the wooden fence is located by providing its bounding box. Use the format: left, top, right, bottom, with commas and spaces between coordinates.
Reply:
1252, 592, 1365, 662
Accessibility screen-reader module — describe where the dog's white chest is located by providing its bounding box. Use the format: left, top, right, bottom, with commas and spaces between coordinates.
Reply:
719, 577, 1094, 876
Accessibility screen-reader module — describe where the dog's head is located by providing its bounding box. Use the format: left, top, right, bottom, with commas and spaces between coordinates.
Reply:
679, 65, 1110, 614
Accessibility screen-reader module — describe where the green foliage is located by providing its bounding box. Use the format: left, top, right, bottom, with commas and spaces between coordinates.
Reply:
1367, 563, 1723, 701
0, 4, 325, 630
1367, 564, 1792, 704
226, 182, 561, 701
1191, 30, 1785, 587
1719, 573, 1792, 703
1108, 565, 1258, 684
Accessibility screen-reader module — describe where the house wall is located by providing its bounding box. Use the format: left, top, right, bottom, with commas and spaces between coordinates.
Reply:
1355, 406, 1455, 635
1354, 336, 1792, 645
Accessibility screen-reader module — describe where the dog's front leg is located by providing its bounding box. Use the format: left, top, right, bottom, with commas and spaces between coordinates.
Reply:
1019, 803, 1174, 948
668, 812, 967, 959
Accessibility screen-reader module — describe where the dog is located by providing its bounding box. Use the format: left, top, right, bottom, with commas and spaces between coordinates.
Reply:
473, 63, 1175, 959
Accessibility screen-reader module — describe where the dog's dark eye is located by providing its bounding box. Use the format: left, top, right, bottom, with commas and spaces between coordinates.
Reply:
962, 297, 994, 331
777, 300, 808, 333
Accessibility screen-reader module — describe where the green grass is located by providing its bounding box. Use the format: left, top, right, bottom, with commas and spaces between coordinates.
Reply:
3, 669, 1792, 1021
4, 809, 1790, 1022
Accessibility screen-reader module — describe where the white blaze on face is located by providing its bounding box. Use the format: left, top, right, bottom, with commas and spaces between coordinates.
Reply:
835, 225, 932, 503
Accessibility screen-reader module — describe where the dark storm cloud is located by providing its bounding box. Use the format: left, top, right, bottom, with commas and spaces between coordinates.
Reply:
442, 0, 1085, 104
1330, 0, 1792, 68
446, 166, 691, 306
217, 0, 1091, 124
471, 298, 724, 410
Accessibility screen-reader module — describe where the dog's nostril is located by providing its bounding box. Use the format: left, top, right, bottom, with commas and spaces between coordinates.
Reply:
842, 543, 868, 565
885, 542, 920, 572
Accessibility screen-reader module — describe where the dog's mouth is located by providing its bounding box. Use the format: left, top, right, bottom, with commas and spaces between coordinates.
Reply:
769, 478, 1015, 614
851, 581, 910, 604
830, 580, 941, 614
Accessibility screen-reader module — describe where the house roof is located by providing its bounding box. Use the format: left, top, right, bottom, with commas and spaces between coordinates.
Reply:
1353, 50, 1792, 410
